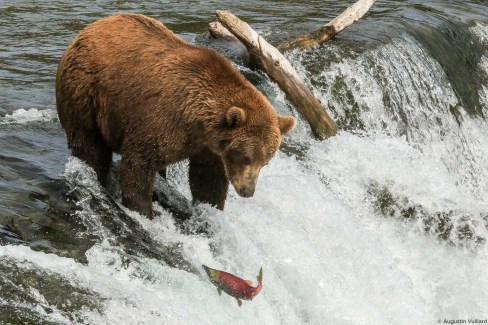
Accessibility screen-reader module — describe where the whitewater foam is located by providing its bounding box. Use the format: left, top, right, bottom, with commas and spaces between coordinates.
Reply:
1, 108, 58, 124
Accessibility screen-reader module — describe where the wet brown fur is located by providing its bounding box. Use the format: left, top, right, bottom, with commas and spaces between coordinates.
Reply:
56, 13, 295, 218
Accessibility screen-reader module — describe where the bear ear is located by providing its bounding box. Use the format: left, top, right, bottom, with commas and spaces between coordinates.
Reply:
278, 115, 296, 135
227, 106, 246, 129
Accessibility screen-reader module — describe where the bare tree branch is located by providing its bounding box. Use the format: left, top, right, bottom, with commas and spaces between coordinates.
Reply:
278, 0, 377, 51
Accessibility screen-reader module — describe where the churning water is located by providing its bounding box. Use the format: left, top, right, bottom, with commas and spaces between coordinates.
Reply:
1, 1, 488, 324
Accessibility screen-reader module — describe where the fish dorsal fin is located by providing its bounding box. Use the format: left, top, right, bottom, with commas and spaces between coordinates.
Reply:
245, 280, 253, 286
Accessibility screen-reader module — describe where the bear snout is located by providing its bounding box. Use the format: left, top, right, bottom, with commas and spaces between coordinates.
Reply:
237, 185, 255, 198
229, 179, 257, 198
229, 165, 261, 198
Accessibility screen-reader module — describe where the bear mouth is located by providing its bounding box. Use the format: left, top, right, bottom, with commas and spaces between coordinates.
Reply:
236, 185, 255, 198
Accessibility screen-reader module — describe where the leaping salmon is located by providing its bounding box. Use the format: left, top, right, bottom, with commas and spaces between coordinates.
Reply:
202, 265, 263, 307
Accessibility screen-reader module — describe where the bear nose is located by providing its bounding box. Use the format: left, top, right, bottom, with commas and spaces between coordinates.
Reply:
239, 186, 255, 198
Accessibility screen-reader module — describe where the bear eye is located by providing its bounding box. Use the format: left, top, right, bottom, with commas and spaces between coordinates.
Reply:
227, 149, 251, 165
219, 139, 230, 149
241, 156, 251, 165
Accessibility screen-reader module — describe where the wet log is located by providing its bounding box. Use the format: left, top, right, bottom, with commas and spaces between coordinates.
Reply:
208, 21, 251, 63
216, 10, 337, 139
278, 0, 377, 51
208, 21, 240, 42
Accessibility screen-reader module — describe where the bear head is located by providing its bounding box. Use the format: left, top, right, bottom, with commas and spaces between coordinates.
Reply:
219, 106, 296, 198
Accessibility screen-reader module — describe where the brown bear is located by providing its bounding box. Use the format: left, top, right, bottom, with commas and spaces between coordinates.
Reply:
56, 13, 295, 218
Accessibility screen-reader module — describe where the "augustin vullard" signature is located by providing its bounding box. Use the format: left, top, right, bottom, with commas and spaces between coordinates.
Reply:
441, 319, 488, 324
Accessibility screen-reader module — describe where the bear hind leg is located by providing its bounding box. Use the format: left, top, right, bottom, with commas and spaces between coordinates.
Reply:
69, 129, 112, 187
189, 149, 228, 210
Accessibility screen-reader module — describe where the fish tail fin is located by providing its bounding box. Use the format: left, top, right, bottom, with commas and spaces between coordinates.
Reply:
202, 265, 220, 283
256, 266, 263, 283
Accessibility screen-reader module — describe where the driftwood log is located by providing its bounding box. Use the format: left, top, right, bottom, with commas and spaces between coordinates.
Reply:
208, 21, 240, 42
210, 0, 376, 140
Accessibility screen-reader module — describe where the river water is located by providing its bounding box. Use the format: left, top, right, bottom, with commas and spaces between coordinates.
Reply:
1, 1, 488, 324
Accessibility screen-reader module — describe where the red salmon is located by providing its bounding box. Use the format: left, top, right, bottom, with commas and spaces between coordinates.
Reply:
202, 265, 263, 307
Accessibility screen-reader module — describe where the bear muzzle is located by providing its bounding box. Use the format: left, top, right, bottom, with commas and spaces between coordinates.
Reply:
230, 166, 261, 198
237, 185, 255, 198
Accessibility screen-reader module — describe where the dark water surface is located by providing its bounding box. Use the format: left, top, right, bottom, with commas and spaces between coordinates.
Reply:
1, 1, 488, 324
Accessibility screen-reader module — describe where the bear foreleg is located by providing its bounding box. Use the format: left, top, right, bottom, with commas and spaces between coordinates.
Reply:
120, 155, 156, 218
189, 149, 229, 210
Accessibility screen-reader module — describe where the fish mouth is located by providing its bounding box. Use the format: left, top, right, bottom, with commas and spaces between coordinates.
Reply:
202, 265, 219, 283
202, 265, 210, 275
